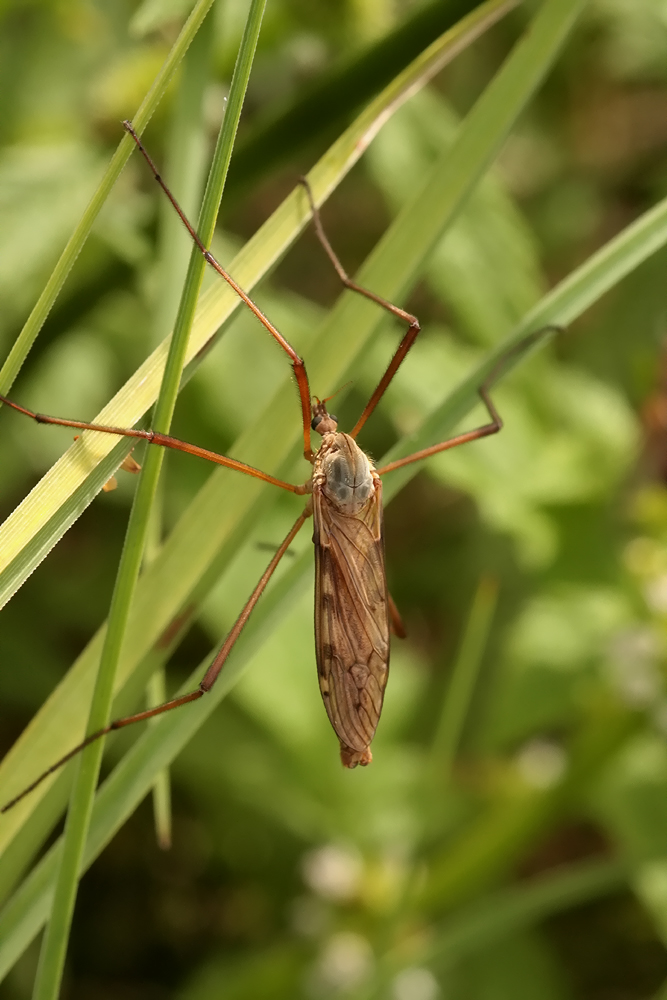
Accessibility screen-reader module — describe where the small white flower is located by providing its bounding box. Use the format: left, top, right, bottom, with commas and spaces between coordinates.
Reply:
312, 932, 374, 993
516, 739, 567, 788
393, 966, 440, 1000
645, 575, 667, 614
301, 845, 363, 902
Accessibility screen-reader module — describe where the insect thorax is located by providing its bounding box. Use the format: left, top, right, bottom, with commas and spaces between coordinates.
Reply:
315, 432, 376, 514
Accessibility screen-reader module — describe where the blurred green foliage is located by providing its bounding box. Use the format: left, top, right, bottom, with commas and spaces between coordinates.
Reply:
1, 0, 667, 998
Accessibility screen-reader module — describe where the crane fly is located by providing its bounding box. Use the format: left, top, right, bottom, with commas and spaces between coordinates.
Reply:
0, 121, 556, 810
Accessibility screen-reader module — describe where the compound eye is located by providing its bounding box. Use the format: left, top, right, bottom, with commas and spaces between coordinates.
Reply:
311, 414, 322, 431
329, 413, 338, 423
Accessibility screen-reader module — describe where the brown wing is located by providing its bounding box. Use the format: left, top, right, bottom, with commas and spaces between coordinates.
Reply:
313, 479, 390, 766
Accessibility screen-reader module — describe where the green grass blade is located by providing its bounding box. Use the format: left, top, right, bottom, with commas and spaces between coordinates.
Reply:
143, 18, 214, 851
226, 0, 492, 200
0, 0, 216, 397
432, 576, 498, 778
30, 4, 268, 996
426, 858, 627, 964
0, 0, 514, 613
146, 668, 172, 850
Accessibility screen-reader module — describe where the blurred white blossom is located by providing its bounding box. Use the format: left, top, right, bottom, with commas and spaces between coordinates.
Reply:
607, 626, 663, 706
393, 966, 441, 1000
516, 739, 567, 788
309, 932, 374, 994
302, 845, 363, 902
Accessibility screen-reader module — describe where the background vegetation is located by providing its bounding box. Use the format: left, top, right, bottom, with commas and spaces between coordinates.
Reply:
1, 0, 667, 997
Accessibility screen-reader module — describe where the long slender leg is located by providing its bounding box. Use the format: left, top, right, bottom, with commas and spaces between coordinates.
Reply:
298, 178, 420, 440
377, 326, 561, 476
1, 508, 310, 814
0, 394, 310, 495
388, 592, 406, 639
123, 121, 315, 462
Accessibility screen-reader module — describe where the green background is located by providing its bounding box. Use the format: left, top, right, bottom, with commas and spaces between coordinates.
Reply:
1, 0, 667, 997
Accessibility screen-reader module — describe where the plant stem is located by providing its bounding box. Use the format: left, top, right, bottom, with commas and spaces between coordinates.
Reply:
144, 4, 214, 853
30, 2, 268, 996
432, 576, 498, 779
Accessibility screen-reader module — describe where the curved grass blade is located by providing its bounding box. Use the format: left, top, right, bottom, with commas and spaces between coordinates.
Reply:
0, 0, 516, 612
226, 0, 489, 200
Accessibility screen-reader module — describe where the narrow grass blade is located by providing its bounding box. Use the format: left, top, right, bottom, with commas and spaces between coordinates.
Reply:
147, 668, 172, 851
142, 9, 213, 851
226, 0, 494, 199
432, 576, 498, 778
29, 5, 268, 997
428, 858, 627, 964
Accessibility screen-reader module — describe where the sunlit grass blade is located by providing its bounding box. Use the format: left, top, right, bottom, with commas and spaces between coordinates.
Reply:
29, 4, 269, 997
141, 6, 213, 854
0, 0, 515, 612
226, 0, 496, 199
0, 0, 216, 397
146, 669, 172, 850
0, 0, 582, 908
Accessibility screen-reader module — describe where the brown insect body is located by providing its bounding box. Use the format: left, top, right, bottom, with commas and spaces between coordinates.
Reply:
311, 416, 389, 768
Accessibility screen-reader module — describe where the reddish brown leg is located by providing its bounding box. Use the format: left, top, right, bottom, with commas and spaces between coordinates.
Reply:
376, 326, 561, 476
298, 177, 421, 439
123, 121, 315, 462
1, 508, 310, 813
388, 592, 406, 639
0, 394, 310, 495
